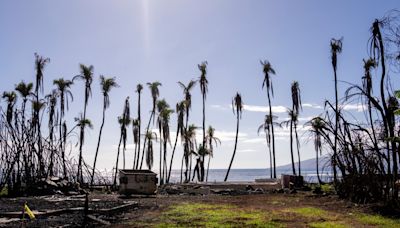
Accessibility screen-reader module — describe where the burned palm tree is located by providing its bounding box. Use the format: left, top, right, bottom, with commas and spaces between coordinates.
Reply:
281, 109, 297, 176
132, 118, 140, 169
156, 99, 169, 184
258, 114, 278, 178
157, 99, 174, 184
144, 131, 157, 170
205, 126, 221, 182
53, 78, 74, 178
330, 37, 343, 183
178, 80, 197, 182
140, 81, 161, 169
224, 93, 243, 182
178, 80, 197, 130
74, 64, 94, 182
182, 124, 198, 182
113, 98, 131, 187
90, 76, 118, 186
198, 61, 208, 181
45, 90, 58, 176
134, 84, 143, 169
2, 92, 17, 126
291, 81, 302, 175
34, 53, 50, 99
167, 101, 185, 183
75, 114, 93, 183
260, 60, 277, 178
370, 19, 398, 198
306, 117, 326, 185
15, 81, 33, 122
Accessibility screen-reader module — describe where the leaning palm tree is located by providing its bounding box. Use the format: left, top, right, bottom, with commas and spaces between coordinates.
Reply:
53, 78, 74, 178
291, 81, 302, 176
330, 38, 343, 183
198, 61, 208, 181
140, 81, 162, 169
224, 93, 243, 182
90, 76, 118, 186
205, 126, 221, 182
134, 84, 143, 169
258, 114, 278, 179
75, 114, 93, 183
260, 60, 277, 178
167, 101, 186, 183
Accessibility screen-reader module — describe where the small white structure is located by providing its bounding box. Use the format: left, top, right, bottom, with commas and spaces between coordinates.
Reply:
119, 170, 157, 195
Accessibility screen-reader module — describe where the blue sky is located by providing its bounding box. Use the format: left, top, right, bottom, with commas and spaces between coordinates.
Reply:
0, 0, 399, 172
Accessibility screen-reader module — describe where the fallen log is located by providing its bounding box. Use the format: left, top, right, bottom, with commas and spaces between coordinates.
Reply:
86, 215, 111, 225
0, 202, 138, 218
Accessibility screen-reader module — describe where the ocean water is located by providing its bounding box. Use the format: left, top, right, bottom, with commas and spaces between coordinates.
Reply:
166, 169, 333, 183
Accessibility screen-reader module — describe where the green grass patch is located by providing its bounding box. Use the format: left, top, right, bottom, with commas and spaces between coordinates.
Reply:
320, 184, 335, 194
356, 213, 400, 227
156, 203, 282, 227
288, 207, 331, 219
0, 186, 8, 197
309, 221, 348, 228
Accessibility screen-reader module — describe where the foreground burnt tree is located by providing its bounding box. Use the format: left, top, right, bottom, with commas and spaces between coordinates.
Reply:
313, 13, 400, 204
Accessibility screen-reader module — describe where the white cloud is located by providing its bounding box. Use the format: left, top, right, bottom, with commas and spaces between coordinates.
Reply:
303, 103, 323, 109
242, 104, 287, 113
210, 104, 228, 110
341, 103, 366, 112
214, 130, 248, 142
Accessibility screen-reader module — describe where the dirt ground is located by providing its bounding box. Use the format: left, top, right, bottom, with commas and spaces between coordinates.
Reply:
1, 192, 400, 227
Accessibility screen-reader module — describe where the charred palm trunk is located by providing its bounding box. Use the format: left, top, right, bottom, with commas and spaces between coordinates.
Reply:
136, 92, 141, 169
295, 122, 301, 176
267, 133, 273, 179
113, 134, 123, 188
140, 111, 154, 169
91, 103, 106, 186
167, 128, 180, 183
224, 110, 240, 181
267, 91, 276, 178
201, 93, 206, 181
290, 117, 296, 176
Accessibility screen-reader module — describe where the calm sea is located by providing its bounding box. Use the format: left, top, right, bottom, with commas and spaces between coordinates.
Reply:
166, 169, 333, 183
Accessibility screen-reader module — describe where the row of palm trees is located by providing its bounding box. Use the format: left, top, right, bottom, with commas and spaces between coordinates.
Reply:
0, 56, 223, 192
